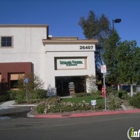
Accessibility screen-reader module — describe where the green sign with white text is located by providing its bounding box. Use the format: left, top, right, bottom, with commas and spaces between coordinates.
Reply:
60, 60, 83, 66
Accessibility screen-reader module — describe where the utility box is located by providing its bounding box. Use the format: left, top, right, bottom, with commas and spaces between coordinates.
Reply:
69, 82, 75, 96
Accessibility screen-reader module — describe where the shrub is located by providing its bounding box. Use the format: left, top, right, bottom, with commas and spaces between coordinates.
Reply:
75, 92, 87, 97
90, 90, 101, 95
15, 73, 44, 98
0, 91, 10, 102
117, 89, 129, 100
32, 89, 47, 99
15, 90, 26, 103
26, 99, 44, 104
0, 95, 9, 102
106, 87, 118, 95
34, 96, 93, 114
35, 103, 46, 114
91, 90, 102, 99
106, 87, 129, 100
129, 93, 140, 108
107, 92, 121, 110
9, 90, 18, 100
95, 104, 104, 110
107, 97, 121, 110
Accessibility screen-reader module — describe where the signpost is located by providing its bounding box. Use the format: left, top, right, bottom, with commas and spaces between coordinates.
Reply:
101, 65, 107, 111
24, 78, 29, 101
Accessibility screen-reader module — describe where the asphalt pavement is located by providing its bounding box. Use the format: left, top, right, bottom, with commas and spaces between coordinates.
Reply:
1, 100, 140, 140
0, 100, 31, 119
0, 112, 140, 140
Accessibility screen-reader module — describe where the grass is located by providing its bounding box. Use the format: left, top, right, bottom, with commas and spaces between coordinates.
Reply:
61, 95, 104, 106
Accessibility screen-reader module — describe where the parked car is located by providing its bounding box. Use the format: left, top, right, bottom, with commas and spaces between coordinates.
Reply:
120, 84, 136, 92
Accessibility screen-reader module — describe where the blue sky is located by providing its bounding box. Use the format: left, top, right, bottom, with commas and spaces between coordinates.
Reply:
0, 0, 140, 46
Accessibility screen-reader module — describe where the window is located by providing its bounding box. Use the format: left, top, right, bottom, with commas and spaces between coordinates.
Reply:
9, 73, 25, 90
1, 37, 12, 47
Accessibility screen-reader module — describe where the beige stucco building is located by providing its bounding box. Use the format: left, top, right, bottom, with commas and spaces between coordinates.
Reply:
0, 24, 98, 96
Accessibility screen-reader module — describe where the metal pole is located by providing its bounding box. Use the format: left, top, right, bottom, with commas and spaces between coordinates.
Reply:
103, 73, 107, 110
26, 83, 28, 101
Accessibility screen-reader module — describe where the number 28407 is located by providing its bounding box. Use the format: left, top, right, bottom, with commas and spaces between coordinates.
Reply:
80, 46, 93, 49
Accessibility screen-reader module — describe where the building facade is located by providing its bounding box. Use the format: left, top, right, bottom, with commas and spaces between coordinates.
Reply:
0, 24, 98, 96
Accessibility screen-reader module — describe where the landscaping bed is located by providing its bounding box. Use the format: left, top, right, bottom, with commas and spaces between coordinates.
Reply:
31, 92, 126, 114
31, 90, 140, 115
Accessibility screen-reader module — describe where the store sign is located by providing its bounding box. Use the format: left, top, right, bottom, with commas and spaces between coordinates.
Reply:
56, 58, 86, 70
60, 60, 83, 66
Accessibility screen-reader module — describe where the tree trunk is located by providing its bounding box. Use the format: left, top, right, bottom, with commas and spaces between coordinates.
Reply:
117, 84, 120, 91
130, 84, 134, 96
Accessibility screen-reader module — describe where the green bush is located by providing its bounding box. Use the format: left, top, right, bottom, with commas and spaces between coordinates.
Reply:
95, 104, 104, 110
107, 92, 121, 110
0, 91, 10, 102
35, 103, 46, 114
75, 92, 87, 97
117, 89, 129, 100
106, 87, 129, 100
129, 93, 140, 108
107, 97, 121, 110
90, 90, 103, 99
9, 90, 18, 100
34, 96, 103, 114
48, 102, 91, 113
12, 88, 47, 103
15, 90, 26, 103
91, 90, 101, 95
32, 89, 47, 99
106, 87, 118, 95
26, 99, 44, 104
0, 94, 9, 102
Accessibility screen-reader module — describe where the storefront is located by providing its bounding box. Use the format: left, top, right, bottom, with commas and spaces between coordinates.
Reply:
56, 76, 86, 96
43, 37, 98, 95
0, 25, 98, 95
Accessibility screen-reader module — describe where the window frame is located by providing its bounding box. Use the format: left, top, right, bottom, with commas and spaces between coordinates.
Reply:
0, 36, 13, 48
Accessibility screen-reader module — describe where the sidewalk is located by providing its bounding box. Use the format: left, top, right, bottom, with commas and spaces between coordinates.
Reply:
0, 100, 16, 110
0, 100, 36, 110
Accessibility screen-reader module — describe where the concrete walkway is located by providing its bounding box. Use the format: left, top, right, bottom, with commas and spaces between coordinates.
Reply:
0, 100, 16, 110
0, 100, 36, 110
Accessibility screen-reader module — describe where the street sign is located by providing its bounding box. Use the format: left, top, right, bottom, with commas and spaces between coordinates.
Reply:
24, 78, 29, 84
101, 65, 107, 73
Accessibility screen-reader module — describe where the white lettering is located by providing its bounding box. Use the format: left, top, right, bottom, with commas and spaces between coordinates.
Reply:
134, 131, 139, 137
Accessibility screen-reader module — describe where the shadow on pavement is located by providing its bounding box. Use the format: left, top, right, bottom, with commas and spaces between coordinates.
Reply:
0, 108, 30, 118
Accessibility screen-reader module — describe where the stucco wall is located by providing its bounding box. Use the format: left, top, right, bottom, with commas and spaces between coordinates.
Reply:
44, 44, 96, 89
0, 26, 96, 91
0, 26, 47, 88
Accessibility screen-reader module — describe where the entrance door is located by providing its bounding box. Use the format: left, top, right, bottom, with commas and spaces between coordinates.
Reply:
56, 78, 69, 96
55, 76, 85, 96
62, 81, 69, 96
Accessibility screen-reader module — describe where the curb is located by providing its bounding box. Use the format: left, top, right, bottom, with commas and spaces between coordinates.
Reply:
9, 104, 36, 107
27, 109, 140, 119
